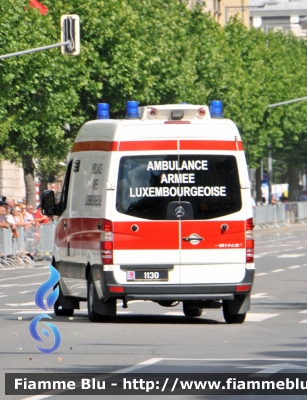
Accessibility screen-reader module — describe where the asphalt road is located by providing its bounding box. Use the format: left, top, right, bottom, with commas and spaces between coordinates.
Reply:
1, 223, 307, 399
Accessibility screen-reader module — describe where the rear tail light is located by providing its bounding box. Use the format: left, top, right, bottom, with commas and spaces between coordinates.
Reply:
100, 219, 113, 265
109, 286, 125, 293
246, 217, 254, 263
236, 284, 251, 292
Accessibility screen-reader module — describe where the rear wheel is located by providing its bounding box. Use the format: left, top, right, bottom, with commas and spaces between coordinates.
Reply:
183, 302, 203, 317
223, 304, 246, 324
87, 273, 110, 322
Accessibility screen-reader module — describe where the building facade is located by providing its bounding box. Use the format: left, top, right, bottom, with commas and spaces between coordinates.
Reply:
0, 160, 25, 200
250, 0, 307, 37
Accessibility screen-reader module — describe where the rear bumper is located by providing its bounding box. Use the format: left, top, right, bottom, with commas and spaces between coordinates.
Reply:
99, 268, 255, 302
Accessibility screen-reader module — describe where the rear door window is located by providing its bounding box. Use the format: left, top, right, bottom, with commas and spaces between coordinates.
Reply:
116, 155, 241, 220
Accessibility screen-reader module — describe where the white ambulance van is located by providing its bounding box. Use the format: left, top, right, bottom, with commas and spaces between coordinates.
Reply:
41, 100, 255, 324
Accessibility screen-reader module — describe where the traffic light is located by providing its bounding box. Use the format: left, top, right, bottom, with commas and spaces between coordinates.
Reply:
61, 15, 80, 55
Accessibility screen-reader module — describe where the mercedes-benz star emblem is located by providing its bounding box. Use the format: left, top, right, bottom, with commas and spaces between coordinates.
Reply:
175, 206, 185, 218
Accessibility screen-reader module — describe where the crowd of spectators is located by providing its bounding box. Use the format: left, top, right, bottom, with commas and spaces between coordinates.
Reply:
0, 196, 55, 236
0, 196, 56, 262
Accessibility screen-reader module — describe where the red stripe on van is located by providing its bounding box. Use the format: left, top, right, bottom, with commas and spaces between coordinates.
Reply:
72, 140, 177, 152
71, 140, 244, 153
113, 221, 179, 250
181, 220, 245, 249
72, 141, 119, 152
179, 140, 244, 151
118, 140, 178, 151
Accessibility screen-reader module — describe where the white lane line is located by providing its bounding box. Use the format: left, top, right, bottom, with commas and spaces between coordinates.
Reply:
6, 302, 36, 306
255, 273, 268, 276
164, 311, 184, 316
271, 269, 285, 273
0, 283, 41, 287
117, 311, 132, 314
278, 254, 305, 258
12, 310, 43, 314
0, 295, 8, 297
19, 290, 36, 294
0, 272, 49, 282
246, 313, 280, 322
251, 293, 269, 299
298, 310, 307, 314
299, 319, 307, 324
21, 358, 163, 400
288, 265, 301, 269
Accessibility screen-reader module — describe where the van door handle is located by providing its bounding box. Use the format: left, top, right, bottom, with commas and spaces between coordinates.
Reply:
183, 236, 204, 242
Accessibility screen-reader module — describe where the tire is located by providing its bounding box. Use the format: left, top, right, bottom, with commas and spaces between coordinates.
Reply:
183, 302, 203, 317
53, 285, 74, 317
87, 272, 110, 322
223, 304, 246, 324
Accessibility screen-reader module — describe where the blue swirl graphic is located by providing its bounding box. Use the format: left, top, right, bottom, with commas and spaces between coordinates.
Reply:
34, 264, 60, 310
29, 314, 61, 354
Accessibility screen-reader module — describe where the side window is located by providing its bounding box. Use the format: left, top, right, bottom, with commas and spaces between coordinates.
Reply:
59, 160, 73, 215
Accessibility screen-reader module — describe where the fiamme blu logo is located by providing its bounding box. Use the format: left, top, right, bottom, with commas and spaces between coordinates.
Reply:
29, 264, 61, 354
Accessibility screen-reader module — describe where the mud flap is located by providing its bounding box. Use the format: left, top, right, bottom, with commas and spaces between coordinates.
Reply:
93, 282, 117, 316
224, 293, 250, 315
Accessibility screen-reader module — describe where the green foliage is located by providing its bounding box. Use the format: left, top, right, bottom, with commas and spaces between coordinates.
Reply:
0, 0, 307, 185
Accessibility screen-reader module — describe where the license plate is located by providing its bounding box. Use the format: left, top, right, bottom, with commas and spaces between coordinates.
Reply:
126, 270, 168, 281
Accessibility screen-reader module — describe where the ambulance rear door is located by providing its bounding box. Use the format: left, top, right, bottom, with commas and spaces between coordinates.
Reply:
177, 123, 246, 285
112, 124, 181, 285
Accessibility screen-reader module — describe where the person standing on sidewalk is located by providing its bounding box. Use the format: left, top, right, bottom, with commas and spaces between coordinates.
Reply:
0, 202, 10, 229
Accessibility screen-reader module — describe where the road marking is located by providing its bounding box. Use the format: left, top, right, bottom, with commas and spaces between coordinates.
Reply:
277, 254, 305, 258
117, 311, 132, 314
271, 269, 285, 273
21, 358, 164, 400
243, 362, 307, 374
251, 293, 269, 298
0, 283, 41, 287
288, 265, 301, 269
299, 319, 307, 323
19, 290, 36, 294
298, 310, 307, 313
246, 313, 279, 322
0, 295, 8, 298
6, 302, 35, 306
255, 273, 268, 276
164, 311, 184, 316
0, 272, 48, 282
12, 310, 43, 314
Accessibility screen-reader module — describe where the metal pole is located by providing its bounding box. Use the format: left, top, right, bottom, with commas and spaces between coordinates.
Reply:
0, 41, 70, 60
268, 96, 307, 108
268, 148, 272, 204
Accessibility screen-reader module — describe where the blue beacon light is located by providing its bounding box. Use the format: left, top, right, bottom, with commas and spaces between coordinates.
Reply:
210, 100, 223, 118
126, 101, 139, 119
97, 103, 110, 119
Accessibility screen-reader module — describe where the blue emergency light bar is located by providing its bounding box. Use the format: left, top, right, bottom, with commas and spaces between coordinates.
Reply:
126, 101, 139, 119
97, 103, 110, 119
210, 100, 223, 118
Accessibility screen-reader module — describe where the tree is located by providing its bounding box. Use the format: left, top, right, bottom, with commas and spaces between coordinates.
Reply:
0, 0, 88, 204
